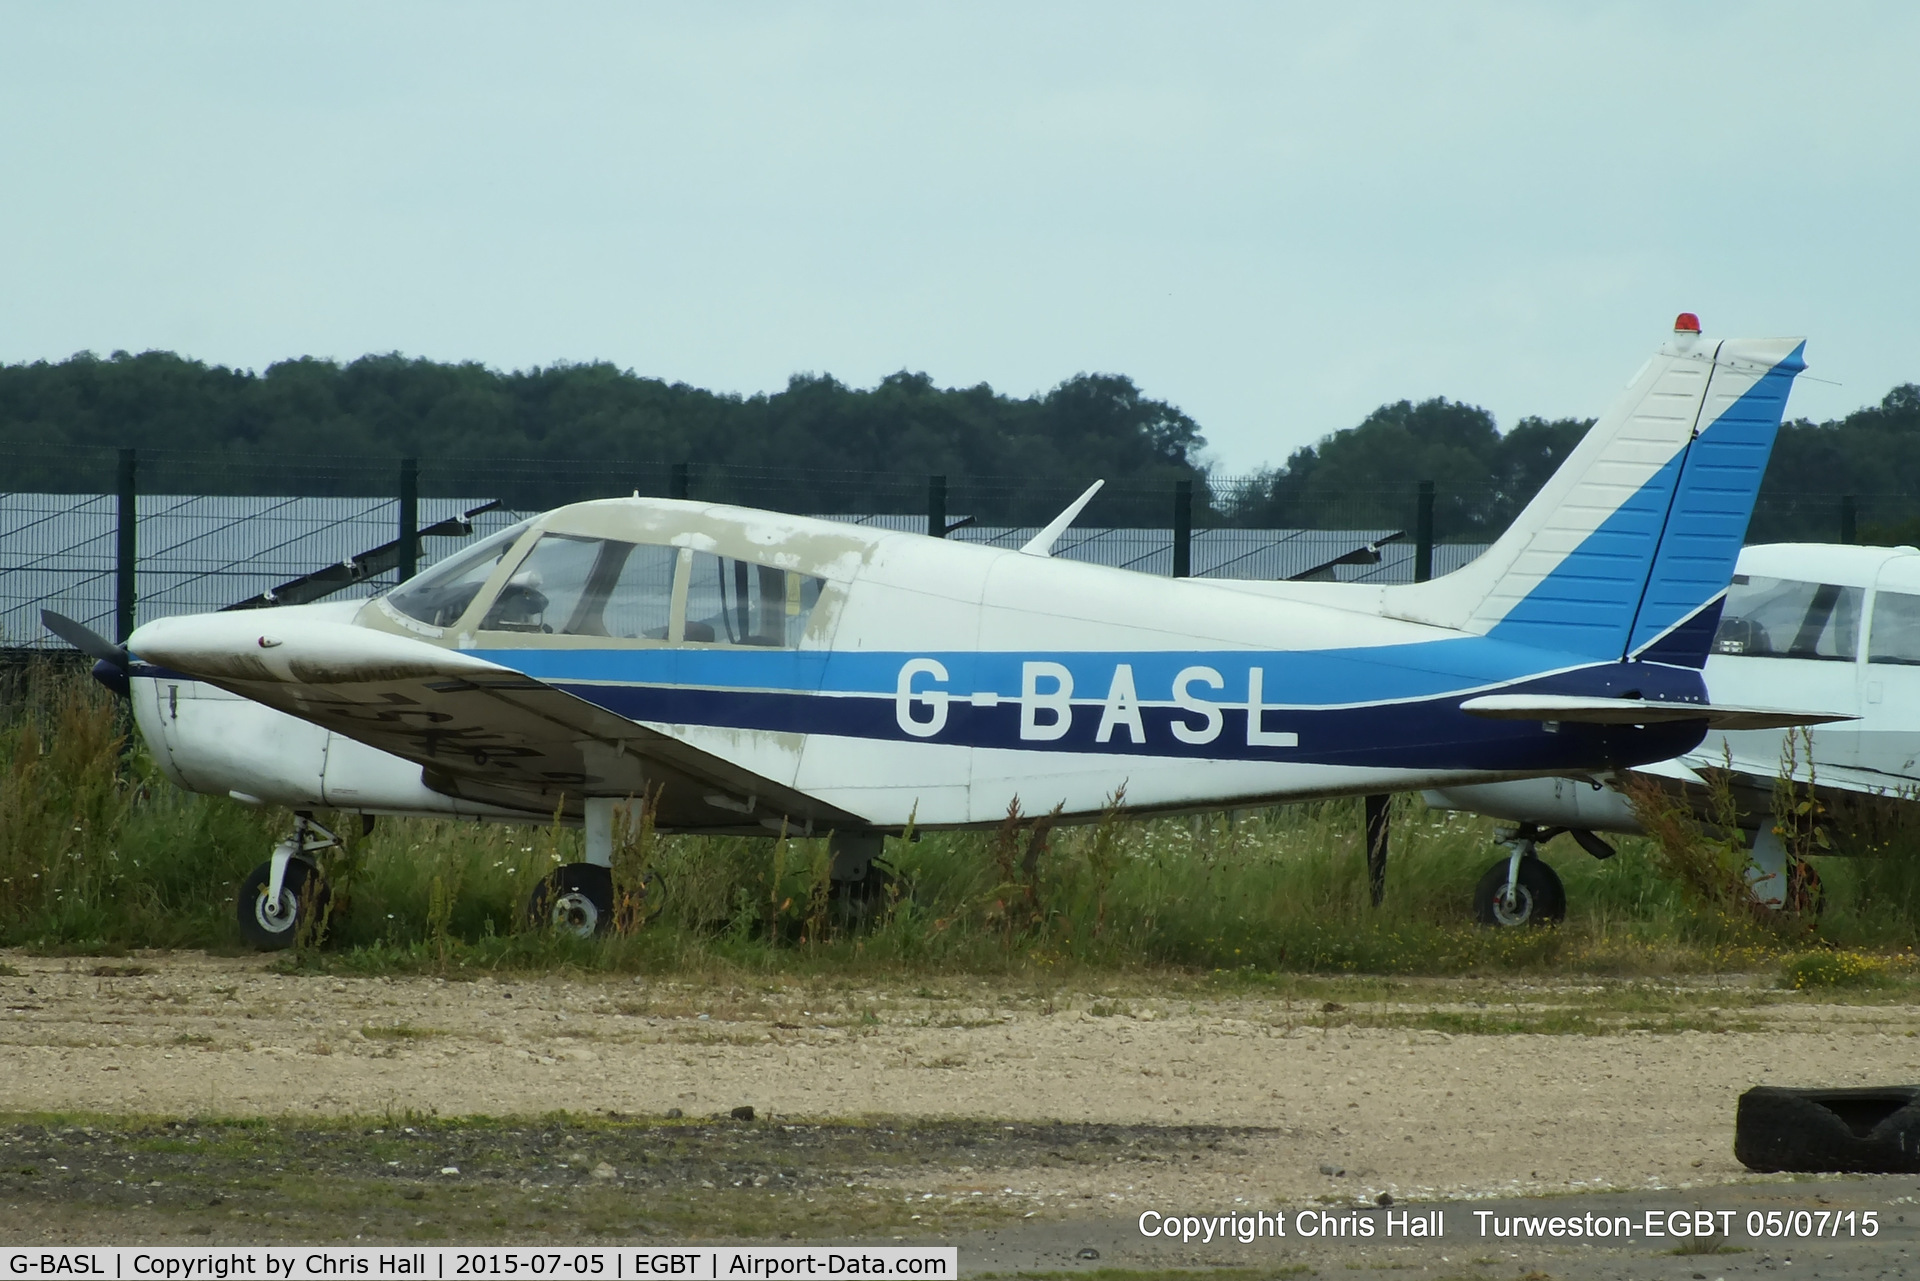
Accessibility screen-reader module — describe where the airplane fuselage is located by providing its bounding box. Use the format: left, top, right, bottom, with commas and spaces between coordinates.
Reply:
123, 326, 1807, 840
132, 500, 1713, 833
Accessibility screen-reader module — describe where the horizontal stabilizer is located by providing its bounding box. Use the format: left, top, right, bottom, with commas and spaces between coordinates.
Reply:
1459, 694, 1854, 731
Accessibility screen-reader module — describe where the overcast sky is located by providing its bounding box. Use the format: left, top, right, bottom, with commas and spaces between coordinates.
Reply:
3, 4, 1915, 471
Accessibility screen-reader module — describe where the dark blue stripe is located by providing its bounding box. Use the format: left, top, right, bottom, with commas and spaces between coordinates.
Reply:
554, 660, 1709, 772
1632, 596, 1726, 668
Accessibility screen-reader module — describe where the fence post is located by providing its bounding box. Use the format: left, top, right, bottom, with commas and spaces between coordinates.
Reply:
1414, 480, 1435, 583
115, 448, 137, 644
670, 462, 690, 501
928, 474, 948, 538
1840, 495, 1857, 545
398, 457, 419, 581
1172, 479, 1192, 578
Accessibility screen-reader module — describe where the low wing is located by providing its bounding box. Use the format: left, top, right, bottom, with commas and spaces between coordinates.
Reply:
129, 612, 860, 832
1628, 751, 1920, 854
1459, 694, 1854, 731
1675, 751, 1916, 799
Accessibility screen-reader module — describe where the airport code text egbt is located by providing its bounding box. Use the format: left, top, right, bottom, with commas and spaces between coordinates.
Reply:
3, 1250, 955, 1281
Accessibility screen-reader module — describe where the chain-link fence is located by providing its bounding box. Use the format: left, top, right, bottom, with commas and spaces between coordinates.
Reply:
0, 442, 1888, 649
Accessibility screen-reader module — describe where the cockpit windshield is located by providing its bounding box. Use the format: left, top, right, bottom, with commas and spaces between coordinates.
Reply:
393, 518, 829, 645
1712, 574, 1861, 661
385, 521, 532, 628
467, 534, 826, 646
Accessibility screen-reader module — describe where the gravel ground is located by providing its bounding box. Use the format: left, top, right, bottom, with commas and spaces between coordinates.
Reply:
3, 949, 1919, 1269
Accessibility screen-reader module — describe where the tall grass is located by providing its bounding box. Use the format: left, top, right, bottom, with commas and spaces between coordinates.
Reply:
0, 663, 279, 950
4, 664, 1918, 974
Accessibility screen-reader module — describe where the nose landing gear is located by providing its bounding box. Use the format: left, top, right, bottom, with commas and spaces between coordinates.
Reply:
1472, 824, 1569, 927
237, 813, 340, 950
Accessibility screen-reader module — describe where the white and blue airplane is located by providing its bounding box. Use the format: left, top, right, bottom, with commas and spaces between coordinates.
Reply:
48, 317, 1824, 947
1429, 539, 1919, 923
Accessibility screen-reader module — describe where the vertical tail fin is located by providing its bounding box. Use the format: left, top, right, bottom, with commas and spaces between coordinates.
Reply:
1619, 341, 1805, 664
1380, 320, 1805, 662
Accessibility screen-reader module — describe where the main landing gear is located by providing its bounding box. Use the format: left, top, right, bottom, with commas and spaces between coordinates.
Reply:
828, 831, 901, 922
527, 863, 615, 937
523, 798, 661, 938
238, 813, 341, 950
1470, 822, 1614, 927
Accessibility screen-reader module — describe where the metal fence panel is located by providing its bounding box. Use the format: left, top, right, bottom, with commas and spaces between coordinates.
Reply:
2, 494, 519, 647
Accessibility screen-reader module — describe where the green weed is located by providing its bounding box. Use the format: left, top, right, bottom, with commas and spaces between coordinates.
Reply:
5, 665, 1920, 976
1778, 949, 1892, 989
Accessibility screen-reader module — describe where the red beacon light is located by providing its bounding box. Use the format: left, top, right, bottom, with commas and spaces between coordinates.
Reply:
1673, 312, 1701, 334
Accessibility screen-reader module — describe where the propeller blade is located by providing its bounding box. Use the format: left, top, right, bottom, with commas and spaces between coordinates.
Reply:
41, 609, 129, 667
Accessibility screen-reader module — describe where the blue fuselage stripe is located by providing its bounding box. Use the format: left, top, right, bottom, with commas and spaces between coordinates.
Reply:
464, 644, 1711, 770
549, 677, 1707, 771
474, 635, 1612, 707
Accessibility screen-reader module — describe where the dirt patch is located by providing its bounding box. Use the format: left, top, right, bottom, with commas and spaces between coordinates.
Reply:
3, 951, 1919, 1212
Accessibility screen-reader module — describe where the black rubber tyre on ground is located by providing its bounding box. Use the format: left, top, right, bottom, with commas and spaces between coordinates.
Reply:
1736, 1085, 1920, 1172
1472, 855, 1566, 926
237, 859, 331, 951
526, 863, 615, 937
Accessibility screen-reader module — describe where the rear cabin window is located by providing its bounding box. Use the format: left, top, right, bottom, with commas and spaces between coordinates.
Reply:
481, 535, 677, 639
683, 550, 824, 647
1869, 590, 1920, 665
1712, 575, 1862, 661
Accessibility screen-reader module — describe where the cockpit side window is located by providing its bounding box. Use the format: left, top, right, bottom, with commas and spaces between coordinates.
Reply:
480, 534, 678, 639
683, 550, 824, 647
1712, 574, 1862, 660
1870, 590, 1920, 665
386, 520, 531, 628
602, 544, 679, 640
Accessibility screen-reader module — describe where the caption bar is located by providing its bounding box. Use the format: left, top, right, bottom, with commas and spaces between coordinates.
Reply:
3, 1250, 957, 1281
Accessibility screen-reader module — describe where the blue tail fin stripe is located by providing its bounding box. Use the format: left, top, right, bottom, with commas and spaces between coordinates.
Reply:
1483, 450, 1686, 656
1487, 343, 1803, 661
1624, 342, 1805, 657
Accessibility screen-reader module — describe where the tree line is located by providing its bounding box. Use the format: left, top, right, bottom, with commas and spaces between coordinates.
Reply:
1, 349, 1914, 540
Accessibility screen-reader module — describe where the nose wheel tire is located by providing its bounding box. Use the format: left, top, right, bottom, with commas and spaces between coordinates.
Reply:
237, 859, 331, 950
527, 863, 615, 937
1473, 855, 1565, 927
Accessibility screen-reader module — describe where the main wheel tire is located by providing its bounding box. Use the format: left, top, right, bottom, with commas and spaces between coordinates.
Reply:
527, 863, 614, 937
237, 859, 331, 951
1472, 855, 1566, 927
